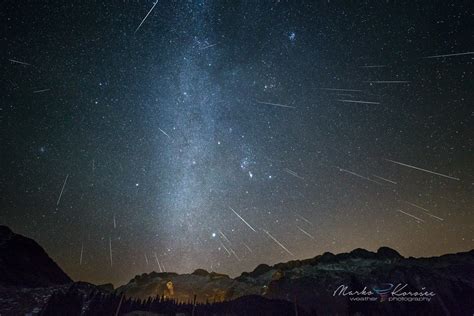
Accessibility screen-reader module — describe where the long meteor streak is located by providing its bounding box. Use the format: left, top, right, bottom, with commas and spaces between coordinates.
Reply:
337, 99, 380, 105
319, 88, 363, 92
366, 81, 410, 84
296, 214, 313, 226
397, 209, 424, 223
243, 242, 253, 253
33, 89, 50, 93
372, 174, 397, 185
56, 174, 69, 205
297, 226, 315, 240
284, 168, 304, 180
80, 243, 83, 265
385, 159, 459, 181
158, 127, 171, 138
229, 207, 257, 232
338, 167, 381, 185
219, 241, 231, 256
256, 100, 296, 109
218, 229, 232, 245
134, 1, 159, 34
262, 229, 294, 256
9, 59, 30, 66
154, 252, 163, 272
401, 200, 444, 221
109, 237, 113, 267
424, 51, 474, 59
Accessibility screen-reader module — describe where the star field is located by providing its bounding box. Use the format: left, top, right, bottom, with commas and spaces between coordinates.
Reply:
1, 1, 473, 286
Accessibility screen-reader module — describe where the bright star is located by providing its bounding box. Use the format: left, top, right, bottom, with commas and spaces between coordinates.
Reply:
289, 31, 296, 41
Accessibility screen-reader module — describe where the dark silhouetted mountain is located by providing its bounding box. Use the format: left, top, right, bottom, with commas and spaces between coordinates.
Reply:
118, 247, 474, 315
0, 225, 72, 287
96, 283, 115, 292
1, 225, 473, 315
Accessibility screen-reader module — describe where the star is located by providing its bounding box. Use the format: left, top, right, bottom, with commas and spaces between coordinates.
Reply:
288, 31, 296, 41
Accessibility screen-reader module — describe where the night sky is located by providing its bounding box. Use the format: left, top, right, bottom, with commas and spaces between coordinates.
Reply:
1, 1, 473, 287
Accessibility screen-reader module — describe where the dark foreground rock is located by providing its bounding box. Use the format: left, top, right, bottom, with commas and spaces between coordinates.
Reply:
1, 225, 473, 315
0, 225, 72, 287
117, 247, 474, 315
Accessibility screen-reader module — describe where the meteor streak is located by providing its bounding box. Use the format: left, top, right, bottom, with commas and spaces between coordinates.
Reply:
33, 89, 50, 93
9, 59, 30, 66
401, 200, 444, 221
256, 100, 296, 109
366, 81, 410, 84
385, 159, 460, 181
134, 1, 159, 34
424, 51, 474, 58
229, 207, 257, 232
284, 168, 304, 180
397, 209, 424, 223
109, 237, 113, 267
338, 167, 381, 185
158, 127, 171, 138
372, 174, 397, 185
219, 241, 231, 257
80, 243, 83, 265
297, 226, 315, 240
262, 229, 294, 256
56, 174, 69, 206
319, 88, 363, 92
296, 214, 313, 226
337, 99, 380, 105
218, 229, 231, 244
154, 252, 163, 272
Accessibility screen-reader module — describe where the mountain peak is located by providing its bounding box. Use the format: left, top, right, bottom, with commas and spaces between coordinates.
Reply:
0, 225, 13, 240
0, 226, 72, 287
192, 268, 210, 276
377, 246, 403, 259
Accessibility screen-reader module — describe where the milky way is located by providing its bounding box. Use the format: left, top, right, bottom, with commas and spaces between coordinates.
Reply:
1, 1, 472, 286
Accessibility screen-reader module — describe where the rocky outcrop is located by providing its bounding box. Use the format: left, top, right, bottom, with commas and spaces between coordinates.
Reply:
96, 283, 114, 292
118, 247, 474, 315
117, 270, 261, 303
